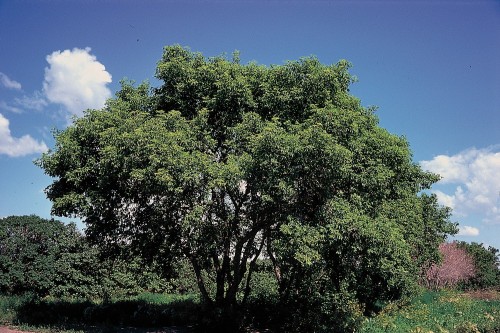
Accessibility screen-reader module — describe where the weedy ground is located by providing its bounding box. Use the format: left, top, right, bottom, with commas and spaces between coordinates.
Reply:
1, 290, 499, 333
360, 289, 500, 333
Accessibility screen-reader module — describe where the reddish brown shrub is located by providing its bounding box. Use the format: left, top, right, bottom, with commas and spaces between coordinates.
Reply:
425, 242, 476, 289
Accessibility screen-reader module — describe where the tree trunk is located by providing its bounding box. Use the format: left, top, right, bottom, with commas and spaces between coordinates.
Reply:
189, 256, 213, 306
242, 235, 266, 305
267, 236, 282, 284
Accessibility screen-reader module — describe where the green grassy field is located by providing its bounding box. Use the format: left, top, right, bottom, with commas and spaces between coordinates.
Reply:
360, 290, 500, 333
0, 292, 199, 332
1, 290, 499, 332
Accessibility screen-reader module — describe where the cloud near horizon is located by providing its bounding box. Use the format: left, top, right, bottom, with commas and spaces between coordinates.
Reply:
0, 72, 22, 90
457, 225, 480, 236
43, 47, 112, 118
421, 146, 500, 225
0, 113, 48, 157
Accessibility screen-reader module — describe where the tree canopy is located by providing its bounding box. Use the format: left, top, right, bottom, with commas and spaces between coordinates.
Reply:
37, 45, 456, 331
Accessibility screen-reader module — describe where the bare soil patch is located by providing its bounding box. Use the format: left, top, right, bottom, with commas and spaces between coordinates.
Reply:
464, 289, 500, 301
0, 326, 194, 333
0, 327, 34, 333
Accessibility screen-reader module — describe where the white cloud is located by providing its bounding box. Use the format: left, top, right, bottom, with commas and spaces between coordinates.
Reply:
420, 151, 476, 183
0, 101, 23, 114
0, 113, 48, 157
14, 92, 48, 111
0, 72, 22, 90
43, 47, 112, 117
433, 190, 456, 210
457, 225, 480, 236
421, 146, 500, 224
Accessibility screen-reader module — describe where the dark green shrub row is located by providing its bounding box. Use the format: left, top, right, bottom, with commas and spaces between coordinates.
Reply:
0, 215, 173, 300
16, 295, 200, 328
3, 290, 499, 333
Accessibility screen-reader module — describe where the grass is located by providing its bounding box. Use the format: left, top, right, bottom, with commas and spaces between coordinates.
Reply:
360, 289, 500, 333
0, 293, 36, 325
132, 291, 197, 304
0, 292, 199, 333
1, 290, 499, 333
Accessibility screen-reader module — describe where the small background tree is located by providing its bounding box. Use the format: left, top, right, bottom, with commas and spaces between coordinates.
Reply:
0, 215, 95, 297
425, 242, 476, 290
457, 242, 500, 290
0, 215, 170, 299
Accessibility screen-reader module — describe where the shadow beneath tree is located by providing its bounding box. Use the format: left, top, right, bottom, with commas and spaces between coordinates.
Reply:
15, 298, 199, 333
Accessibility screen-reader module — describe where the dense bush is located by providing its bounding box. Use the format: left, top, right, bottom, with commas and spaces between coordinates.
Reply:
0, 215, 172, 299
458, 242, 500, 290
1, 293, 199, 328
0, 215, 98, 297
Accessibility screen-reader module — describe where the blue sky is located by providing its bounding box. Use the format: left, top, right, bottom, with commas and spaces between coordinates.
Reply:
0, 0, 499, 249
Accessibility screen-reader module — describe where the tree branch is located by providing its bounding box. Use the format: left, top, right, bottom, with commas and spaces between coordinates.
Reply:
242, 233, 266, 305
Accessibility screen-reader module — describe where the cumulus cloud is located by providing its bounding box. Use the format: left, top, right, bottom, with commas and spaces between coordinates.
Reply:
457, 226, 480, 236
421, 146, 500, 224
43, 47, 112, 117
0, 72, 22, 90
420, 150, 477, 183
433, 190, 456, 210
0, 113, 48, 157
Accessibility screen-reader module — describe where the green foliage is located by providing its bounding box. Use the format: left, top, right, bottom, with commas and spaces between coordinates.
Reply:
0, 215, 172, 300
0, 215, 96, 297
37, 45, 457, 331
457, 242, 500, 290
97, 255, 173, 300
244, 260, 279, 303
274, 200, 419, 332
0, 293, 36, 324
168, 259, 207, 295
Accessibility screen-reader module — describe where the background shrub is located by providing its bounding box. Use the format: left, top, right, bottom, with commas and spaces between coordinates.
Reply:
457, 242, 500, 290
0, 215, 173, 300
424, 242, 476, 290
0, 215, 97, 297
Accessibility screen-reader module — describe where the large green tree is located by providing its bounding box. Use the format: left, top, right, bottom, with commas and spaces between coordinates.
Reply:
37, 45, 456, 329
